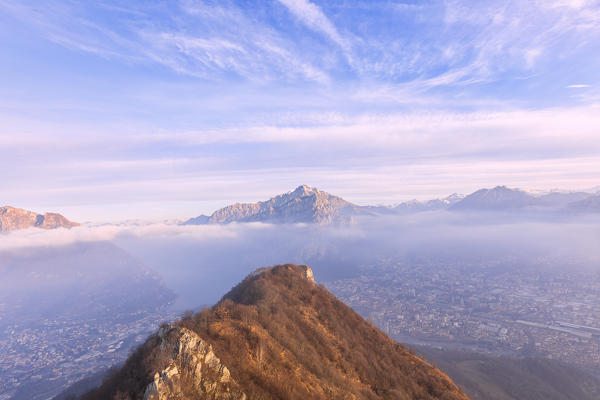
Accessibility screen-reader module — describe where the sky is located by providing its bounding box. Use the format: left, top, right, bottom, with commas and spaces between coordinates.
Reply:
1, 0, 599, 222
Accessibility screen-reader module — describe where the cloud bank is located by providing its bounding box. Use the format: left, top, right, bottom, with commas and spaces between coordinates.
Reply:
2, 211, 600, 307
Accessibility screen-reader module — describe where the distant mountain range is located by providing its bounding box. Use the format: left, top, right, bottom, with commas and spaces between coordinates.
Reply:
3, 185, 598, 230
394, 193, 464, 213
0, 206, 79, 231
80, 264, 470, 400
449, 186, 593, 212
183, 185, 600, 226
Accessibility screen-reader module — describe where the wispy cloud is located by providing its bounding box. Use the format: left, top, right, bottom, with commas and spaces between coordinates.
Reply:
567, 84, 591, 88
0, 222, 250, 251
0, 0, 329, 83
277, 0, 352, 60
418, 0, 600, 86
2, 0, 600, 88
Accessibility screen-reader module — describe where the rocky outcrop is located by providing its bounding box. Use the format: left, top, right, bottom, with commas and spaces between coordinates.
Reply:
0, 206, 79, 231
143, 325, 246, 400
300, 264, 315, 284
248, 264, 315, 286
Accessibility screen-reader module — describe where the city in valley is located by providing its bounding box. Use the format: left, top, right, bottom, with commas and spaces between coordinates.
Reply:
328, 256, 600, 370
0, 306, 178, 400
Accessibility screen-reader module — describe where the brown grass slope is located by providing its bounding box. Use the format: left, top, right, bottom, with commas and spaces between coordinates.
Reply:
81, 264, 470, 400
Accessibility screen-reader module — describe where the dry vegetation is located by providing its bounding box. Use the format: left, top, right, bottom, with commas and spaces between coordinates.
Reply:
81, 264, 470, 400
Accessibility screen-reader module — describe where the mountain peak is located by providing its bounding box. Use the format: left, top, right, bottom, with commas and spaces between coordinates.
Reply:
291, 184, 315, 196
450, 186, 538, 211
491, 185, 510, 190
0, 206, 79, 231
444, 193, 464, 203
184, 185, 356, 225
225, 264, 317, 305
81, 264, 470, 400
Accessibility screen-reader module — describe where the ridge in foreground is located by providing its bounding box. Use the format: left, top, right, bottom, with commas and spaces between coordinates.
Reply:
81, 264, 470, 400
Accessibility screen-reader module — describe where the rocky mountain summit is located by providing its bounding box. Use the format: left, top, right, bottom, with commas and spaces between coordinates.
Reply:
81, 264, 470, 400
184, 185, 362, 225
0, 206, 79, 231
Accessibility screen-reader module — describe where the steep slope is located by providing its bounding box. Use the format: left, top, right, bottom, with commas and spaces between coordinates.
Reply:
450, 186, 539, 211
415, 346, 600, 400
82, 264, 470, 400
0, 206, 79, 231
183, 185, 363, 225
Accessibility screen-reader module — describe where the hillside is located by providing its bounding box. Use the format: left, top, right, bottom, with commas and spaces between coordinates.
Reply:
81, 264, 470, 400
415, 346, 600, 400
0, 206, 79, 231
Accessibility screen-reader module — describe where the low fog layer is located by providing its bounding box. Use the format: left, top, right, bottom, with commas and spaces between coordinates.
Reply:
2, 212, 599, 309
0, 242, 174, 327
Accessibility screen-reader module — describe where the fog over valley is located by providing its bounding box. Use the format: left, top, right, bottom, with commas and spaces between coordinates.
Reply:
2, 206, 600, 307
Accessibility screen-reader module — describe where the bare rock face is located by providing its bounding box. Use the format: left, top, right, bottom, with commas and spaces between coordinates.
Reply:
0, 206, 79, 231
301, 265, 315, 284
143, 325, 246, 400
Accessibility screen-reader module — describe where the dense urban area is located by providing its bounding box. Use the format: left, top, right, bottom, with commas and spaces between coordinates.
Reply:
327, 256, 600, 371
0, 307, 177, 400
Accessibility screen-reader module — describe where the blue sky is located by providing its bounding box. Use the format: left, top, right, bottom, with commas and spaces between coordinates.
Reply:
1, 0, 600, 221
